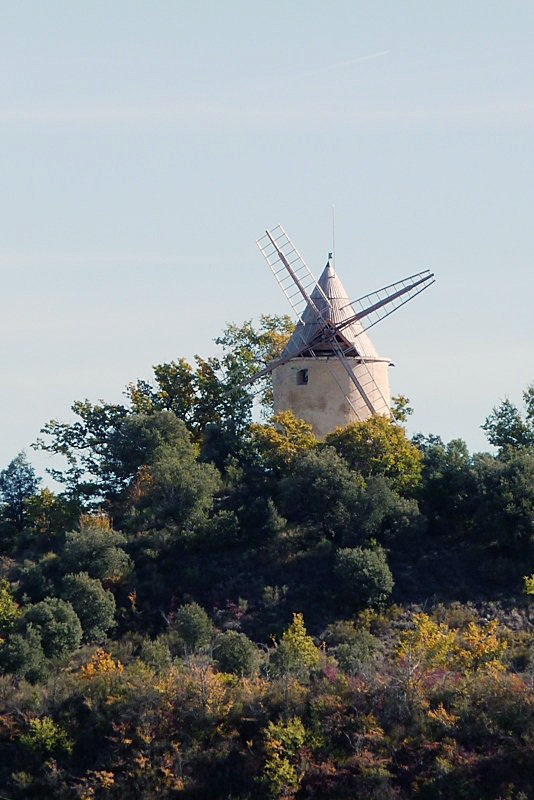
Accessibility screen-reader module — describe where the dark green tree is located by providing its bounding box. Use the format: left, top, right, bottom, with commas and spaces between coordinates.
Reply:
62, 515, 132, 584
472, 448, 534, 556
0, 626, 48, 682
0, 451, 40, 531
173, 601, 213, 654
278, 447, 365, 540
22, 597, 82, 659
213, 630, 260, 676
482, 385, 534, 452
131, 442, 220, 533
334, 545, 394, 610
62, 572, 116, 643
414, 435, 478, 537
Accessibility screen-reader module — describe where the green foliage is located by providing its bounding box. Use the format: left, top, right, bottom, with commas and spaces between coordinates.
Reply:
472, 448, 534, 554
415, 435, 477, 536
214, 314, 294, 411
139, 636, 173, 673
278, 447, 365, 539
126, 314, 293, 444
0, 625, 48, 682
213, 630, 260, 676
35, 399, 130, 498
20, 716, 73, 755
0, 451, 40, 531
322, 619, 379, 675
173, 601, 213, 654
359, 476, 425, 546
22, 597, 82, 659
63, 515, 132, 584
24, 488, 80, 542
334, 544, 394, 610
390, 394, 414, 422
62, 572, 116, 643
325, 416, 423, 492
524, 574, 534, 595
131, 442, 220, 533
482, 385, 534, 451
16, 552, 60, 603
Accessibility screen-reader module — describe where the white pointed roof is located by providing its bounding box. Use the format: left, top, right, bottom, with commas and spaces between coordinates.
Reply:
281, 260, 381, 359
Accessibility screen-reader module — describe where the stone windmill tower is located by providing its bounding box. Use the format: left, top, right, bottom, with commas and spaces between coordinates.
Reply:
248, 225, 435, 438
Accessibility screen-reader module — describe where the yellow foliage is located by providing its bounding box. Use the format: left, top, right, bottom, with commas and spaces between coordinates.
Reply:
398, 613, 508, 675
81, 649, 124, 679
277, 612, 321, 676
79, 512, 112, 532
250, 411, 317, 471
427, 702, 459, 728
454, 620, 507, 672
398, 613, 457, 670
325, 416, 423, 490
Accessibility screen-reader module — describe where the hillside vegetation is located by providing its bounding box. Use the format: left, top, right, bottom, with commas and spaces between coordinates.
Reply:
0, 318, 533, 799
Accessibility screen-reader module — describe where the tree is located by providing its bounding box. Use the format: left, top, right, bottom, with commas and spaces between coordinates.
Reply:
62, 572, 116, 643
482, 385, 534, 451
414, 435, 478, 536
358, 476, 425, 547
128, 314, 293, 439
250, 410, 318, 475
471, 448, 534, 555
63, 515, 132, 584
22, 597, 82, 659
0, 625, 48, 682
34, 317, 294, 500
0, 451, 40, 531
325, 417, 423, 493
214, 314, 294, 411
334, 545, 394, 610
213, 630, 260, 676
0, 579, 20, 636
131, 442, 220, 533
173, 602, 213, 654
278, 447, 365, 540
24, 488, 80, 542
272, 612, 321, 679
321, 619, 379, 675
263, 716, 307, 799
35, 407, 196, 504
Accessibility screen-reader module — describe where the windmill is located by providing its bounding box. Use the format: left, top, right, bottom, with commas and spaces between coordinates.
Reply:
247, 224, 435, 438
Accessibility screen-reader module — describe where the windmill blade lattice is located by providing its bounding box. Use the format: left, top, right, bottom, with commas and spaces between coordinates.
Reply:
257, 225, 331, 324
341, 270, 435, 337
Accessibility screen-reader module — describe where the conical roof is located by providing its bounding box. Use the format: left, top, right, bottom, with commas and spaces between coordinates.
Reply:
281, 260, 381, 359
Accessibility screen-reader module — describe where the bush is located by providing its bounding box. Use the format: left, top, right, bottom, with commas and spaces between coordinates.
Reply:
22, 597, 82, 659
0, 626, 47, 682
62, 572, 116, 643
63, 516, 132, 584
174, 602, 213, 654
334, 545, 394, 610
213, 630, 260, 676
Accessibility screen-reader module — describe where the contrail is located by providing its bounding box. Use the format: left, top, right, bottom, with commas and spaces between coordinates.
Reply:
300, 50, 390, 78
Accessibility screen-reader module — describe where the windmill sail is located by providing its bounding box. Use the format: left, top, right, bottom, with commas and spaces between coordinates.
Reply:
338, 270, 435, 339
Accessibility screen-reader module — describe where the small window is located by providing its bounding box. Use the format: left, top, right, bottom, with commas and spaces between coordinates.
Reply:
296, 368, 309, 385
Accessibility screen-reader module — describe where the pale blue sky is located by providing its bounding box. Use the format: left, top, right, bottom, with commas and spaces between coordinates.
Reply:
2, 1, 533, 479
